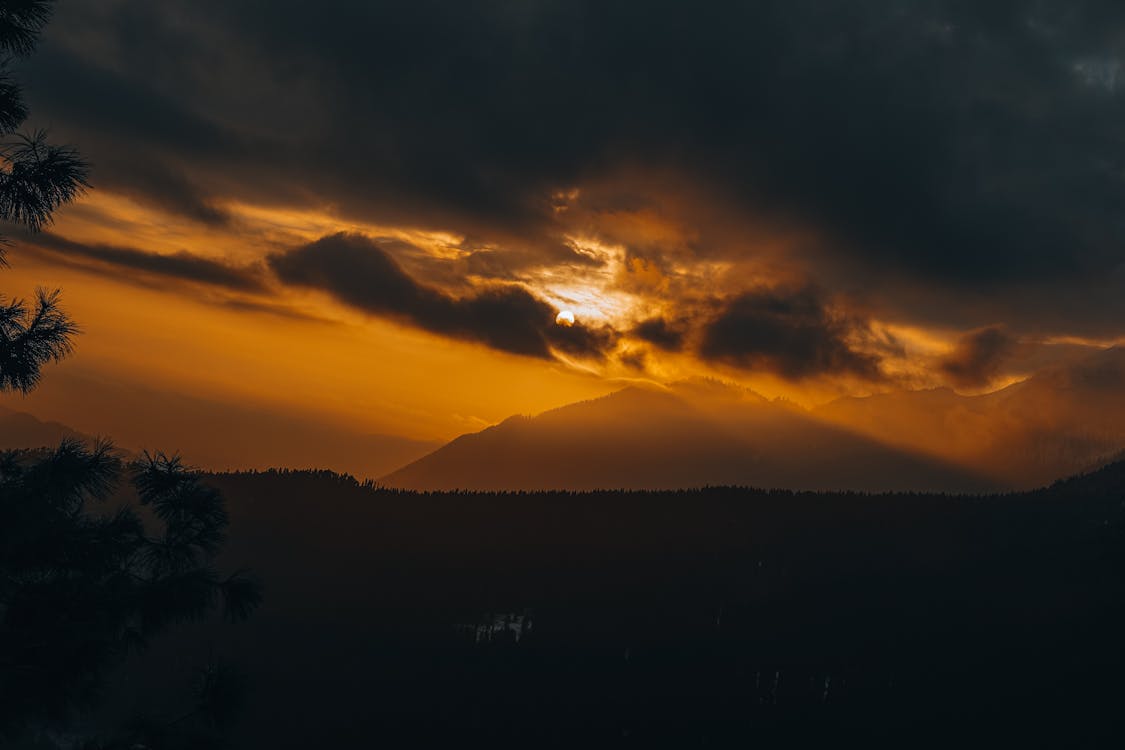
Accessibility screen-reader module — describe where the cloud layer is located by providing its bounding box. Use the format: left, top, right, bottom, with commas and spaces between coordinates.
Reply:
14, 0, 1125, 384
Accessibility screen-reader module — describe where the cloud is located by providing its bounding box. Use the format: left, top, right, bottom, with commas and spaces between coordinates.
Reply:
268, 232, 612, 360
632, 317, 685, 352
22, 232, 265, 292
217, 297, 330, 324
699, 286, 883, 380
17, 0, 1125, 350
938, 326, 1017, 389
23, 46, 244, 224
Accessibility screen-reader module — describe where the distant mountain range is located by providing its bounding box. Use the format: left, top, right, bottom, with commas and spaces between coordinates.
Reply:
384, 347, 1125, 492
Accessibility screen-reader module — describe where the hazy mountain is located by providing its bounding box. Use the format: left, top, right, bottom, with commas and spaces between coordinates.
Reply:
381, 384, 993, 493
0, 401, 439, 480
817, 346, 1125, 488
0, 406, 91, 451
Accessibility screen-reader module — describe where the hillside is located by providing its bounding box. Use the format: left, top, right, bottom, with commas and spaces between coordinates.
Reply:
87, 462, 1125, 748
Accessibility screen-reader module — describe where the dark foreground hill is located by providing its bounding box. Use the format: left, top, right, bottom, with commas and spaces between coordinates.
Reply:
85, 462, 1125, 748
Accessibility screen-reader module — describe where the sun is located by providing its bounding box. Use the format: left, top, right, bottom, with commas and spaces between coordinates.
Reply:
555, 310, 576, 327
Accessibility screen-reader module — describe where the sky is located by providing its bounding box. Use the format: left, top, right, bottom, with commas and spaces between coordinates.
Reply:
4, 0, 1125, 451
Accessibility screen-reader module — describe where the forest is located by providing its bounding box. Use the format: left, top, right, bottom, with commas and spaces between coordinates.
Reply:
6, 454, 1122, 747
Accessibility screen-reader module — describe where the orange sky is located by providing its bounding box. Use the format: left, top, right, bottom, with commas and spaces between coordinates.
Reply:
6, 182, 1122, 460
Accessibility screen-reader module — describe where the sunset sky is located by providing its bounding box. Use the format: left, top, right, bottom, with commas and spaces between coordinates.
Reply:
5, 1, 1125, 455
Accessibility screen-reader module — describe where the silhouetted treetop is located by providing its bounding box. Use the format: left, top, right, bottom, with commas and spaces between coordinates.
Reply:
0, 287, 77, 391
0, 0, 54, 58
0, 0, 86, 393
0, 441, 262, 739
0, 129, 89, 231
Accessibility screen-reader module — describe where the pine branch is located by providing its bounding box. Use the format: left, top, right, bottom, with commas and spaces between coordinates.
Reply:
0, 0, 54, 58
0, 287, 78, 392
0, 130, 90, 231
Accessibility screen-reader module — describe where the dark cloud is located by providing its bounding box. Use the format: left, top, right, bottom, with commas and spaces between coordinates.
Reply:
217, 298, 329, 324
632, 318, 685, 352
99, 156, 229, 225
22, 46, 244, 223
26, 46, 237, 157
619, 350, 647, 371
268, 232, 612, 360
938, 326, 1018, 389
21, 232, 265, 292
700, 286, 883, 380
17, 0, 1125, 341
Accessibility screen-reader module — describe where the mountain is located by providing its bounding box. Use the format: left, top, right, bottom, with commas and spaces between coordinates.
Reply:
816, 346, 1125, 488
0, 406, 92, 450
381, 384, 993, 493
0, 402, 438, 480
1049, 457, 1125, 496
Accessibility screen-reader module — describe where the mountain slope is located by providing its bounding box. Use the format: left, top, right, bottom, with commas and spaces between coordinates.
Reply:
817, 346, 1125, 488
0, 403, 438, 479
0, 406, 91, 450
381, 385, 992, 492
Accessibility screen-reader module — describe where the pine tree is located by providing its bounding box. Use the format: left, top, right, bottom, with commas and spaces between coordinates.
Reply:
0, 5, 262, 744
0, 0, 87, 394
0, 443, 263, 741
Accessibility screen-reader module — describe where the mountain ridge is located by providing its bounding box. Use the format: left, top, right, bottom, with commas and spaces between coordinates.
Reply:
381, 384, 994, 493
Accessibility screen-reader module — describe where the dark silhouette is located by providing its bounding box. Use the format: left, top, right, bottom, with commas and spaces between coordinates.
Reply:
0, 442, 262, 746
0, 0, 87, 393
77, 460, 1121, 748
